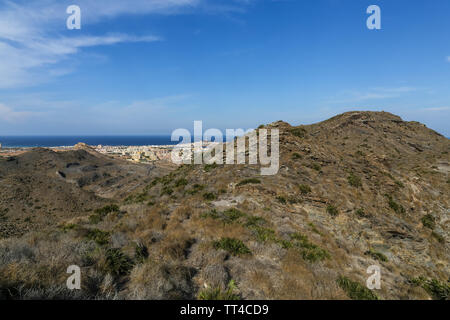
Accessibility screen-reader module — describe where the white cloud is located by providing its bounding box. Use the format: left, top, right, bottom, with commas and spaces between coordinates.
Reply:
422, 107, 450, 112
0, 0, 200, 88
329, 87, 417, 104
0, 103, 32, 122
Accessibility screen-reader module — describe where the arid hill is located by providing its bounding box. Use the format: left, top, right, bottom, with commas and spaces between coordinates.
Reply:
0, 111, 448, 300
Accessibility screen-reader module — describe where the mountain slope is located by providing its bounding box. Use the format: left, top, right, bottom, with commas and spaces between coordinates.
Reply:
0, 111, 448, 300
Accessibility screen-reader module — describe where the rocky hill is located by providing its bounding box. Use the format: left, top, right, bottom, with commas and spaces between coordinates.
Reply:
0, 111, 448, 300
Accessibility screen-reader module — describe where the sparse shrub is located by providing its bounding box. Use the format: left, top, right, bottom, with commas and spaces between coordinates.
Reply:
204, 163, 218, 172
244, 215, 267, 228
421, 214, 435, 229
326, 205, 339, 217
104, 248, 134, 276
223, 208, 245, 223
91, 204, 120, 223
186, 184, 205, 195
365, 249, 388, 262
311, 163, 321, 171
276, 196, 287, 204
337, 276, 378, 300
298, 184, 311, 195
395, 180, 404, 188
161, 186, 174, 196
292, 153, 302, 160
355, 208, 366, 218
347, 172, 362, 188
290, 232, 330, 262
251, 226, 276, 243
175, 178, 188, 188
355, 150, 365, 157
213, 238, 251, 256
198, 280, 240, 300
411, 277, 450, 300
236, 178, 261, 187
290, 127, 307, 138
431, 231, 444, 243
203, 192, 217, 201
385, 194, 405, 214
86, 229, 110, 246
134, 242, 149, 263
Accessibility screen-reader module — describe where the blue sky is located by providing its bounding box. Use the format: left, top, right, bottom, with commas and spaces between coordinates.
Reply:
0, 0, 449, 136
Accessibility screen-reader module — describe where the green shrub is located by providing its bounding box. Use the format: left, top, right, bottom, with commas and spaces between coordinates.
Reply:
104, 248, 134, 276
411, 277, 450, 300
204, 163, 218, 172
337, 276, 379, 300
311, 163, 321, 171
236, 178, 261, 187
86, 229, 110, 246
326, 205, 339, 217
251, 226, 277, 243
385, 194, 405, 214
203, 192, 217, 201
161, 186, 174, 196
186, 184, 205, 195
290, 232, 330, 262
223, 208, 245, 223
298, 184, 311, 195
91, 204, 121, 222
431, 231, 444, 243
198, 280, 240, 300
355, 208, 366, 218
95, 204, 120, 216
175, 178, 188, 188
421, 214, 435, 229
292, 153, 302, 160
365, 249, 388, 262
290, 127, 307, 138
395, 180, 405, 188
213, 238, 251, 256
276, 196, 287, 204
347, 172, 362, 188
134, 242, 149, 263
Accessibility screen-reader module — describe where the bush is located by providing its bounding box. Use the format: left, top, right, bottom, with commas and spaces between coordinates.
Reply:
431, 231, 444, 243
203, 192, 217, 201
364, 249, 388, 262
326, 205, 339, 217
134, 242, 149, 263
355, 208, 366, 218
204, 163, 218, 172
292, 153, 302, 160
337, 276, 378, 300
385, 194, 405, 214
175, 178, 188, 188
411, 277, 450, 300
421, 214, 435, 229
213, 238, 251, 256
198, 280, 240, 300
186, 184, 205, 195
223, 208, 245, 223
236, 178, 261, 187
347, 172, 362, 188
290, 232, 330, 263
90, 204, 120, 223
298, 184, 311, 195
86, 229, 110, 246
276, 196, 287, 204
104, 248, 134, 276
161, 186, 174, 196
290, 127, 307, 138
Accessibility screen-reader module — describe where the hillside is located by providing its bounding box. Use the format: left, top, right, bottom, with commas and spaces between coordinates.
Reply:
0, 111, 448, 300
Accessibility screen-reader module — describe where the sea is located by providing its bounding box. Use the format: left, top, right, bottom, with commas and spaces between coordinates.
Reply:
0, 136, 179, 148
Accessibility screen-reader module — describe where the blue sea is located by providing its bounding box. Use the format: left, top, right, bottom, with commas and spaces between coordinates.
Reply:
0, 136, 179, 148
